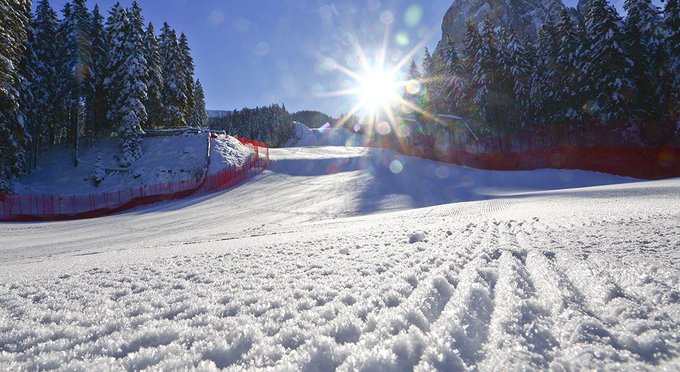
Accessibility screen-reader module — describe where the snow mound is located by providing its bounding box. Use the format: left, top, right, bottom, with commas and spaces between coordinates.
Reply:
285, 122, 365, 147
208, 135, 254, 175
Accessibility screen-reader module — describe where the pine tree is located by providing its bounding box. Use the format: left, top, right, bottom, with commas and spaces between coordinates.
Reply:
104, 3, 127, 128
664, 0, 680, 117
31, 0, 60, 149
144, 22, 164, 129
89, 5, 108, 137
18, 19, 40, 171
114, 0, 148, 166
531, 16, 560, 125
60, 0, 93, 166
555, 8, 584, 122
499, 28, 532, 132
159, 23, 186, 126
178, 32, 195, 124
461, 21, 482, 120
472, 19, 502, 133
420, 47, 438, 115
0, 0, 31, 192
441, 34, 465, 115
624, 0, 664, 119
189, 79, 208, 127
403, 59, 422, 114
583, 0, 635, 122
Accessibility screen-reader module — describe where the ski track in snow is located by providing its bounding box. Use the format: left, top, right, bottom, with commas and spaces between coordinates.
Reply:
0, 147, 679, 370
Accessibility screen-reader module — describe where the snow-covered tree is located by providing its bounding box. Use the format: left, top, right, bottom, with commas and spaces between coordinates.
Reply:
189, 79, 208, 127
555, 8, 584, 122
89, 5, 108, 137
60, 0, 93, 166
624, 0, 664, 119
116, 1, 147, 166
144, 22, 164, 129
105, 1, 147, 166
461, 21, 482, 119
499, 28, 532, 131
531, 16, 560, 125
159, 23, 187, 126
104, 2, 126, 126
420, 47, 439, 115
18, 19, 40, 171
582, 0, 635, 122
30, 0, 60, 151
441, 34, 466, 115
178, 32, 195, 122
0, 0, 31, 191
664, 0, 680, 116
402, 59, 422, 113
468, 19, 500, 131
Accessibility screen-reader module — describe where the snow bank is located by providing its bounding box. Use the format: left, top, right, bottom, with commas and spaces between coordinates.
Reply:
13, 134, 254, 197
15, 134, 209, 196
284, 122, 365, 147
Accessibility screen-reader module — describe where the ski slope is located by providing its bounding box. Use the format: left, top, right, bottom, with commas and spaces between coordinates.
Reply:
1, 147, 679, 370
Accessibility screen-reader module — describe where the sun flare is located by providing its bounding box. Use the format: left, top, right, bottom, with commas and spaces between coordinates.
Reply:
358, 69, 399, 113
315, 25, 443, 146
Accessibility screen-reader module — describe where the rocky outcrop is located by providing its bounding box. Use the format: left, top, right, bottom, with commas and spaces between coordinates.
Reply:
435, 0, 569, 51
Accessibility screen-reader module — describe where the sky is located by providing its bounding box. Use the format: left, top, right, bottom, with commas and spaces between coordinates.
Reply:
41, 0, 658, 117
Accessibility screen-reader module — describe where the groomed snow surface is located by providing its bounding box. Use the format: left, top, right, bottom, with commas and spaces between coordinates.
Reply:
1, 146, 679, 370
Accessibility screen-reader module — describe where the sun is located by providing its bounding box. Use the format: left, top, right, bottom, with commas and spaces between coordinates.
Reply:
315, 25, 444, 145
358, 69, 399, 113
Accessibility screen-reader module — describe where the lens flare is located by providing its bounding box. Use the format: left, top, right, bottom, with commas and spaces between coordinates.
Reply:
376, 121, 392, 135
389, 160, 404, 174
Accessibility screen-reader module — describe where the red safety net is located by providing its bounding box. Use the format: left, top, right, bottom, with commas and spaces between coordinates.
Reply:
437, 146, 680, 180
0, 136, 269, 222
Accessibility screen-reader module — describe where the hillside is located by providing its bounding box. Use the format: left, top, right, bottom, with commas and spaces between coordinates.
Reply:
13, 133, 252, 196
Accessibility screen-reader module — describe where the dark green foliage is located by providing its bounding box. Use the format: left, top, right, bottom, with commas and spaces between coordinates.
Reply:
0, 0, 31, 191
0, 0, 201, 185
144, 22, 164, 129
290, 110, 333, 128
189, 79, 208, 127
209, 104, 293, 147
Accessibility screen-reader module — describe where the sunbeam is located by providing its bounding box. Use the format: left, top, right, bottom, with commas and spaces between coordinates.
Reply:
315, 24, 444, 142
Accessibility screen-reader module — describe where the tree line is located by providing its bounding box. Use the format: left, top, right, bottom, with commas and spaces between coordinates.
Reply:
208, 104, 294, 148
0, 0, 208, 192
405, 0, 680, 149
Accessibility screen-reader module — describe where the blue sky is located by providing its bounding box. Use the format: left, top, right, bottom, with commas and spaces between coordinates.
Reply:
42, 0, 655, 117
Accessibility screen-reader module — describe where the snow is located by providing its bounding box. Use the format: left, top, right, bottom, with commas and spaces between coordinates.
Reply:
284, 122, 365, 147
1, 146, 679, 370
208, 135, 253, 174
14, 134, 210, 195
